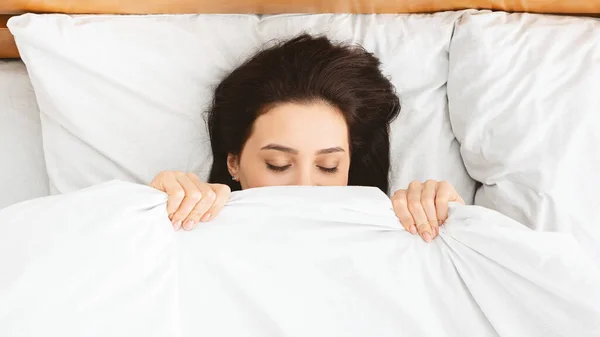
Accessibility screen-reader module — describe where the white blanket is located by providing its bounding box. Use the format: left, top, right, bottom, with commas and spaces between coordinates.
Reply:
0, 181, 599, 337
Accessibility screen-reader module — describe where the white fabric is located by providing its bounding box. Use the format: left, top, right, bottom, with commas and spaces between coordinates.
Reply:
0, 60, 49, 209
448, 11, 600, 266
7, 12, 477, 201
1, 181, 599, 337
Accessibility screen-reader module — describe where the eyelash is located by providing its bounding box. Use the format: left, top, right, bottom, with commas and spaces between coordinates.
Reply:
320, 166, 338, 174
267, 163, 291, 172
266, 164, 338, 174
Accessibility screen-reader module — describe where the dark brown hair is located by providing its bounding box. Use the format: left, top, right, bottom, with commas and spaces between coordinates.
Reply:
207, 33, 400, 193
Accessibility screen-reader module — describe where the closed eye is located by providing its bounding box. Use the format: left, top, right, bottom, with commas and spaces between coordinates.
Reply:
267, 163, 291, 172
319, 166, 338, 174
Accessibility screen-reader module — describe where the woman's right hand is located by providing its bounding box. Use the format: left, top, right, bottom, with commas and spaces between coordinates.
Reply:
150, 171, 231, 231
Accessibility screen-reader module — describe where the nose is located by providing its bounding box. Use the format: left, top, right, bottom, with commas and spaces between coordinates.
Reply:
294, 167, 314, 186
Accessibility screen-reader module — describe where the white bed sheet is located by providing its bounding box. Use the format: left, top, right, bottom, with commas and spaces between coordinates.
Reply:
0, 60, 49, 209
0, 181, 598, 337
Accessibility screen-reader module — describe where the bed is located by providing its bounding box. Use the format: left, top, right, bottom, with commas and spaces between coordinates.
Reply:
1, 1, 599, 336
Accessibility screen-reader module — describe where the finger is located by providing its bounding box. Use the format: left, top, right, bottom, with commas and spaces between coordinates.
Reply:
391, 190, 417, 235
181, 174, 217, 230
435, 181, 463, 224
151, 172, 186, 229
186, 174, 222, 223
407, 181, 433, 243
200, 184, 232, 222
170, 174, 203, 230
421, 180, 439, 238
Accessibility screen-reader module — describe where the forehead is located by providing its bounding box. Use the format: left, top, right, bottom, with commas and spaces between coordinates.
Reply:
249, 101, 349, 149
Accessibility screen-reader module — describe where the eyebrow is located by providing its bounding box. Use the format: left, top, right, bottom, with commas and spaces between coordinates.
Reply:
260, 144, 345, 155
316, 146, 345, 155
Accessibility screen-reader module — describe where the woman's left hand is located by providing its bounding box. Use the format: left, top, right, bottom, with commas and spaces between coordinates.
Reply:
391, 180, 465, 243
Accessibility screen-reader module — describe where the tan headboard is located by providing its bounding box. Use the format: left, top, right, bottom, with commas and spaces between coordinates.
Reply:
2, 0, 600, 15
1, 0, 600, 59
0, 15, 18, 59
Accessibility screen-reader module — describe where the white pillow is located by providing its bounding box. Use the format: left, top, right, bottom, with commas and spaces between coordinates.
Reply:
8, 12, 477, 201
448, 11, 600, 264
0, 60, 49, 209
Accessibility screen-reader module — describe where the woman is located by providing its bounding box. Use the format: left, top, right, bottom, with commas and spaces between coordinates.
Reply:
150, 34, 464, 242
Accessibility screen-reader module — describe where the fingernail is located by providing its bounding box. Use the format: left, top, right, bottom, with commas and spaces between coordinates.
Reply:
184, 220, 195, 231
200, 213, 211, 222
423, 232, 433, 243
173, 220, 182, 230
409, 225, 417, 235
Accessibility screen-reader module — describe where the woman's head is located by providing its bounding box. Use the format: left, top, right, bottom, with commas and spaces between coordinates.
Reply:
207, 34, 400, 193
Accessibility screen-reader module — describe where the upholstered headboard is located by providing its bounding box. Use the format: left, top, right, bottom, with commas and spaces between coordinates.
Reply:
1, 0, 600, 59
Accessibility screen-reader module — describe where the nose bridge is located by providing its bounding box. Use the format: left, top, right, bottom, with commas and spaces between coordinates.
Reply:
295, 162, 313, 186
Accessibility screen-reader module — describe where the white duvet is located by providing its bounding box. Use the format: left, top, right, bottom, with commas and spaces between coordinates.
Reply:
0, 181, 599, 337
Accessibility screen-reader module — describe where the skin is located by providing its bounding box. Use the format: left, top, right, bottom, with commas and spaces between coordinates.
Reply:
150, 101, 465, 242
